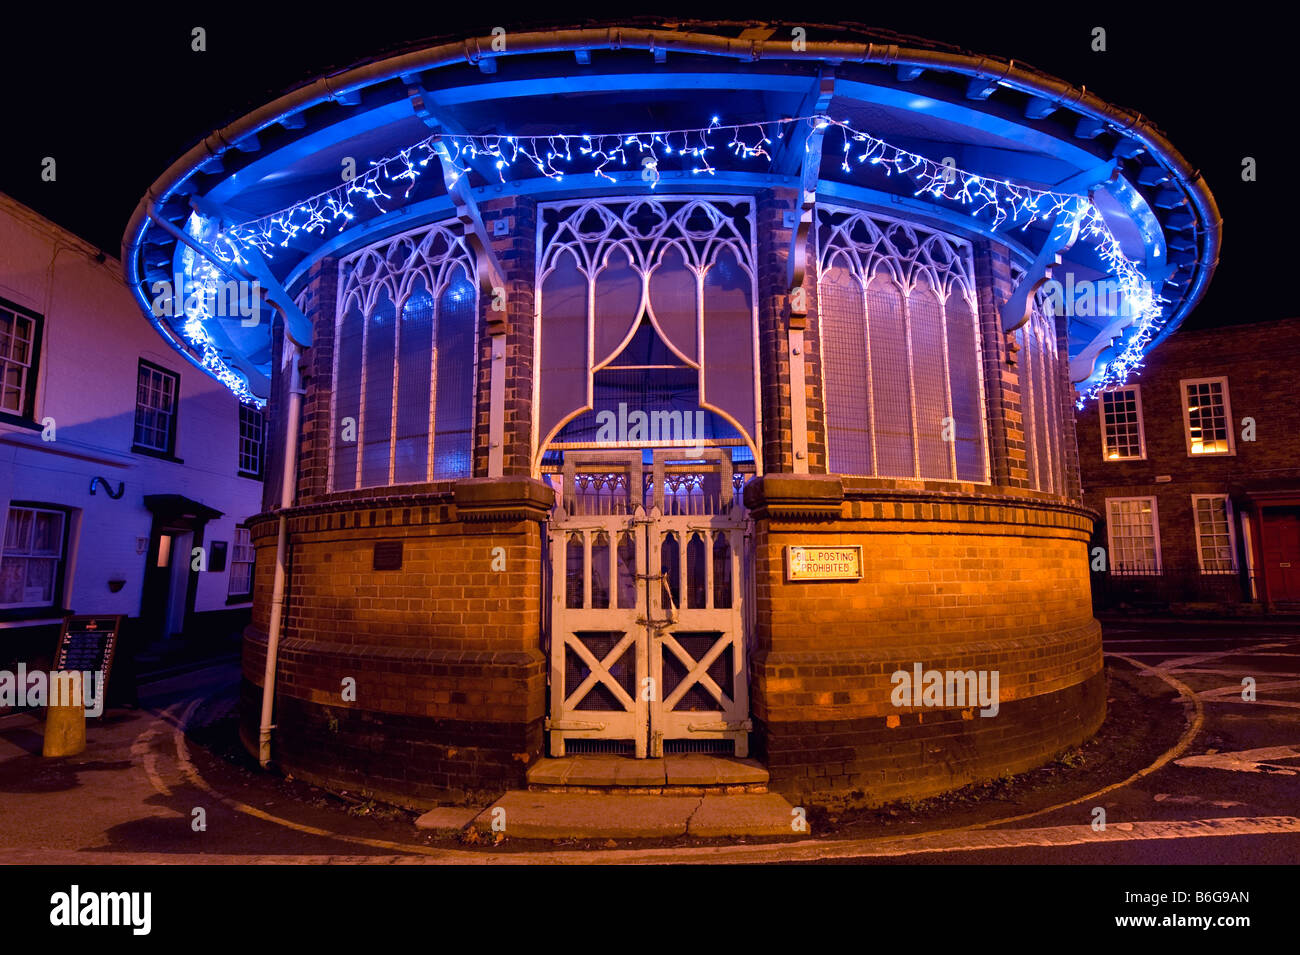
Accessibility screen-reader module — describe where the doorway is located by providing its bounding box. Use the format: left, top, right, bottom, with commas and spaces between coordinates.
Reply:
546, 449, 750, 758
139, 495, 223, 643
1259, 506, 1300, 603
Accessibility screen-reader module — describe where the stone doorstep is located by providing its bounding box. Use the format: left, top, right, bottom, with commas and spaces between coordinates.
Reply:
526, 754, 769, 790
413, 806, 483, 834
469, 791, 801, 840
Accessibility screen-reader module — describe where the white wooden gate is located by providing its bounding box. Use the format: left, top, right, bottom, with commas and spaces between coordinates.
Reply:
547, 449, 750, 757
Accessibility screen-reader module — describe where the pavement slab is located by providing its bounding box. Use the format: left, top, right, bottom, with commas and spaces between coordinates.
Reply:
413, 806, 481, 834
473, 789, 799, 840
687, 793, 801, 837
526, 754, 767, 789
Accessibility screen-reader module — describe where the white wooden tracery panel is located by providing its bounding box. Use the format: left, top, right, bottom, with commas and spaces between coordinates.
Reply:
532, 197, 762, 472
330, 220, 478, 491
815, 204, 989, 483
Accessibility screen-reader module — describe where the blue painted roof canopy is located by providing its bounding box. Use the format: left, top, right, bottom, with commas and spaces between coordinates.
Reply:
122, 23, 1219, 402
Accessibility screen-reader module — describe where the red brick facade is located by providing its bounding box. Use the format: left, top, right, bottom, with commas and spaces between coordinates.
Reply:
1076, 317, 1300, 610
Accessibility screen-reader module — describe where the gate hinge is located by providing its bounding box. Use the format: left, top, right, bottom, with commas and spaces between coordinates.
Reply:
545, 718, 608, 731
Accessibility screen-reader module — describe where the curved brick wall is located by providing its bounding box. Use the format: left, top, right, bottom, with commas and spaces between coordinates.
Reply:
239, 194, 1104, 809
745, 476, 1104, 807
239, 481, 552, 805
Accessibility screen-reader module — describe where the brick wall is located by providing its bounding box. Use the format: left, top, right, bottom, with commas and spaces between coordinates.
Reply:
479, 196, 538, 477
755, 188, 797, 474
293, 256, 338, 504
1076, 317, 1300, 605
745, 475, 1103, 806
242, 483, 551, 803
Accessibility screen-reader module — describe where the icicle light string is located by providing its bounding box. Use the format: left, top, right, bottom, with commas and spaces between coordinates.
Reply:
189, 114, 1168, 401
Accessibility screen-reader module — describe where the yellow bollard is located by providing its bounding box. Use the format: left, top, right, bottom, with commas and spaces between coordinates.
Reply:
42, 671, 87, 758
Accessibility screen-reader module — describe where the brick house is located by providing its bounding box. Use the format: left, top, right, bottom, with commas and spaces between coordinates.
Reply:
1077, 318, 1300, 612
120, 22, 1218, 807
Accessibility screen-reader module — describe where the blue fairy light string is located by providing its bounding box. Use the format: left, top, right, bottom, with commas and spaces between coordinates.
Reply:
173, 114, 1175, 403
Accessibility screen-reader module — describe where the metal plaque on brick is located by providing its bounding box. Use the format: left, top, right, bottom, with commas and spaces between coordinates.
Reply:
372, 540, 403, 571
784, 545, 862, 581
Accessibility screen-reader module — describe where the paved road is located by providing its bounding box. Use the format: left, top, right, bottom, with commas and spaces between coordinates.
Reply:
0, 619, 1297, 864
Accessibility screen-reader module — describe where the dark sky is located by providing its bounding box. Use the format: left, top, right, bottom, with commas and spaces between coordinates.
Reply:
0, 3, 1284, 330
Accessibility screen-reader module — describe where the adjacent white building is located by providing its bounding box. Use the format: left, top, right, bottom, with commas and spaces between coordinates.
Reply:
0, 192, 263, 675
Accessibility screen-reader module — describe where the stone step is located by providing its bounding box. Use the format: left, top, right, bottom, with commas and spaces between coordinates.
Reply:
471, 791, 802, 840
526, 754, 769, 793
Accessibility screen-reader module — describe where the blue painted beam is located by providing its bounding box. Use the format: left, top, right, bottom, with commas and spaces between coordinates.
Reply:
1075, 117, 1106, 139
1024, 96, 1057, 119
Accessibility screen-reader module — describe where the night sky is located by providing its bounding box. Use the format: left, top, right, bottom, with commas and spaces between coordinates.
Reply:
0, 3, 1285, 330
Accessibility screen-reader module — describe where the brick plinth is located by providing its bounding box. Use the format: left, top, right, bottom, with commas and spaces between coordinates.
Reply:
241, 479, 553, 803
744, 475, 1104, 806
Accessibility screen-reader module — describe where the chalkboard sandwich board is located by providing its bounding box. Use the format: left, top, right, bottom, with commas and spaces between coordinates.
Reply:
52, 615, 123, 701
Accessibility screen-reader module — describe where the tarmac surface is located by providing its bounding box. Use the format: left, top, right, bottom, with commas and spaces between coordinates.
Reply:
0, 618, 1297, 864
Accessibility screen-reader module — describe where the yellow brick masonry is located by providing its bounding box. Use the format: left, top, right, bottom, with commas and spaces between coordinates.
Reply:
750, 496, 1101, 725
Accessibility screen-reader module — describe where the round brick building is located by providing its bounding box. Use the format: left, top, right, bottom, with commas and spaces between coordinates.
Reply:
123, 21, 1218, 807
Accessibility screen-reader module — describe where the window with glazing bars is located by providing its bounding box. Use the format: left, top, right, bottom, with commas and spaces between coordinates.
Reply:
1100, 386, 1145, 460
815, 207, 987, 482
1193, 495, 1236, 574
134, 360, 178, 454
1106, 497, 1161, 574
0, 505, 66, 608
228, 527, 254, 597
0, 299, 40, 419
1182, 377, 1233, 455
237, 404, 265, 477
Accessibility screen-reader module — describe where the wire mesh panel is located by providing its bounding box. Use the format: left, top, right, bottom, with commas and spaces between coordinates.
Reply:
816, 204, 986, 482
909, 278, 953, 480
818, 262, 872, 475
1021, 298, 1060, 494
535, 197, 760, 469
332, 219, 478, 490
945, 293, 987, 481
867, 275, 914, 477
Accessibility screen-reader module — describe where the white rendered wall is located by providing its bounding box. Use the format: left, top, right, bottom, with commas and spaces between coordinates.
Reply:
0, 194, 262, 627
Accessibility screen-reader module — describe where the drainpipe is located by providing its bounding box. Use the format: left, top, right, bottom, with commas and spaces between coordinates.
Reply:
258, 341, 303, 768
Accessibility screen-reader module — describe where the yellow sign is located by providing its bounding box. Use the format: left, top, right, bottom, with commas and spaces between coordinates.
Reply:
785, 545, 863, 581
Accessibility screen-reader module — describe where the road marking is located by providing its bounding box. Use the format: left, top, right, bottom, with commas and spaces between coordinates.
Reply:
1175, 745, 1300, 776
132, 706, 182, 799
